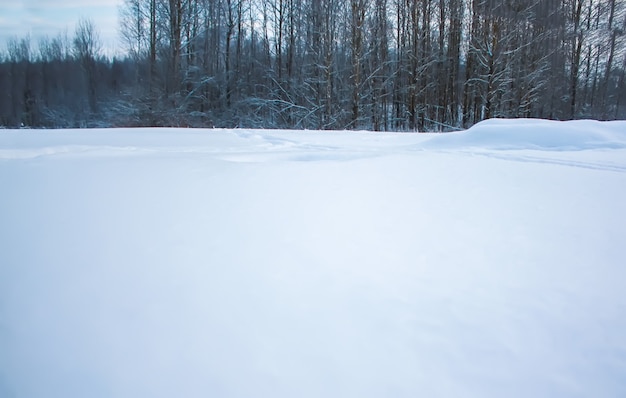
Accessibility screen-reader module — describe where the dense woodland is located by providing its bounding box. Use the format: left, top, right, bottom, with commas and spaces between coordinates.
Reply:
1, 0, 625, 131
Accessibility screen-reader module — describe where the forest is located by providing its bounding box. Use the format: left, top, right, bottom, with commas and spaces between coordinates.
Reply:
1, 0, 625, 131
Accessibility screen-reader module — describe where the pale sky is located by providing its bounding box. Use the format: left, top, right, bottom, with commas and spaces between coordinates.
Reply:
0, 0, 122, 55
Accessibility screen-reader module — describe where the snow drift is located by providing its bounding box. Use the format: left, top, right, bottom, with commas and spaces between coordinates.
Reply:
422, 118, 626, 150
1, 119, 625, 398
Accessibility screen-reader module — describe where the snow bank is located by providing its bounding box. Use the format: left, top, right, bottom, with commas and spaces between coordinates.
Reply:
422, 118, 626, 151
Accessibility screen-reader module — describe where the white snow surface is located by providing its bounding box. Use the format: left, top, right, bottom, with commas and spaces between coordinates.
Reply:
1, 119, 626, 398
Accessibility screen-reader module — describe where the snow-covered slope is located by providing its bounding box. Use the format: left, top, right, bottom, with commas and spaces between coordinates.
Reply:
1, 120, 625, 398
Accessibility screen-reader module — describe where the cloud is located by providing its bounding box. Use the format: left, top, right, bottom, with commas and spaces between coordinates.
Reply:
22, 0, 121, 9
0, 1, 122, 53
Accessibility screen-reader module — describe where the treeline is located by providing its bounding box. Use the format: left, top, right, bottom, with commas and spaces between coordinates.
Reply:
1, 0, 625, 131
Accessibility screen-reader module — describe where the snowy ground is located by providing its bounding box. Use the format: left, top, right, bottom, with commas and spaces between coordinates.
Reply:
1, 119, 626, 398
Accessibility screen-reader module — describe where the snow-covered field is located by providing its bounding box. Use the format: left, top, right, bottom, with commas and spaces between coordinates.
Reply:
1, 119, 626, 398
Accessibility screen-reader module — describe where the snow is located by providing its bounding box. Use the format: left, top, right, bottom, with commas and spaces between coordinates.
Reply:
1, 119, 626, 398
423, 118, 626, 150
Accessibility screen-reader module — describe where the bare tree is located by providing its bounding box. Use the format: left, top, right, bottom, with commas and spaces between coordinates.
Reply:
3, 0, 626, 129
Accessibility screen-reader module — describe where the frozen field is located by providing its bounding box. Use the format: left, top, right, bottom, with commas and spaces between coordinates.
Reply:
1, 119, 626, 397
